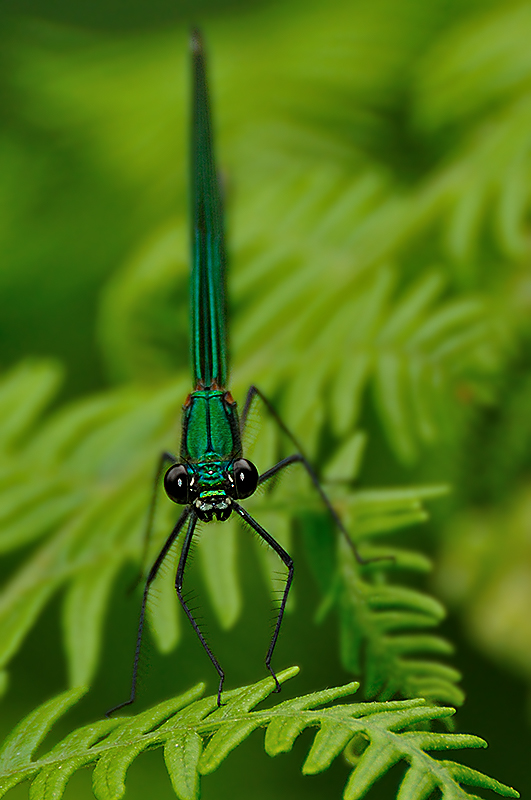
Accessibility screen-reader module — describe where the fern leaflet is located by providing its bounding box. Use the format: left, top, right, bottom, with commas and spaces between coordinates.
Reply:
0, 669, 518, 800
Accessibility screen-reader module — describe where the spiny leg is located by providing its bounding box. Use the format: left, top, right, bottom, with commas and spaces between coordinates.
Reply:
241, 385, 384, 565
175, 514, 226, 706
233, 503, 293, 692
258, 453, 371, 561
129, 451, 178, 594
106, 505, 191, 717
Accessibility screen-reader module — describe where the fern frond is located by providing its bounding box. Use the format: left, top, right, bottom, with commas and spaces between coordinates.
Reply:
0, 354, 457, 706
102, 215, 496, 463
247, 471, 458, 705
0, 361, 61, 454
337, 489, 462, 706
0, 670, 519, 800
0, 362, 188, 688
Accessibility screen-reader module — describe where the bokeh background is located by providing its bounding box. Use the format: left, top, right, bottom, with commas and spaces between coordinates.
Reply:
0, 0, 530, 797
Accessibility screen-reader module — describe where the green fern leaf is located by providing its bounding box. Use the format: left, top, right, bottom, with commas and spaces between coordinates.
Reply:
0, 362, 61, 452
327, 485, 464, 706
0, 685, 87, 796
0, 354, 459, 708
0, 670, 519, 800
62, 556, 123, 686
164, 730, 202, 800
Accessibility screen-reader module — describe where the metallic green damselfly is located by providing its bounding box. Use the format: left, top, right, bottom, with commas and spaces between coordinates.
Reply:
108, 29, 368, 715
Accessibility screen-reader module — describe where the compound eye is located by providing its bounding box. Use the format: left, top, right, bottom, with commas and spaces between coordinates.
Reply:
232, 458, 259, 499
164, 464, 190, 504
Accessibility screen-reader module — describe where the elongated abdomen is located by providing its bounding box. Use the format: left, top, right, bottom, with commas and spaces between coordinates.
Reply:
190, 30, 228, 390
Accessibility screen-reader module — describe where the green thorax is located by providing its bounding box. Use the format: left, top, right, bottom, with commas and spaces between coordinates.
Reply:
180, 389, 242, 464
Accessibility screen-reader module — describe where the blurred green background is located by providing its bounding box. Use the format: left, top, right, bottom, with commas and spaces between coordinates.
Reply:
0, 0, 530, 797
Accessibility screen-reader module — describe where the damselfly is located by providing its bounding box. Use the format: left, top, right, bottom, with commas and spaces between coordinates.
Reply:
108, 29, 368, 715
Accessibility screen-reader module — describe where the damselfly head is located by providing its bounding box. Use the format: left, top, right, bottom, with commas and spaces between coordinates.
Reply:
165, 461, 233, 521
164, 457, 259, 521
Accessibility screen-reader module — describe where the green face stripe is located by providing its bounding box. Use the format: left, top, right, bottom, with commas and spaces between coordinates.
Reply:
190, 30, 228, 389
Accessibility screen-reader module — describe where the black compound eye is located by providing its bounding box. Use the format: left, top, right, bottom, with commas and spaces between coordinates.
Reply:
164, 464, 190, 504
232, 458, 258, 499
